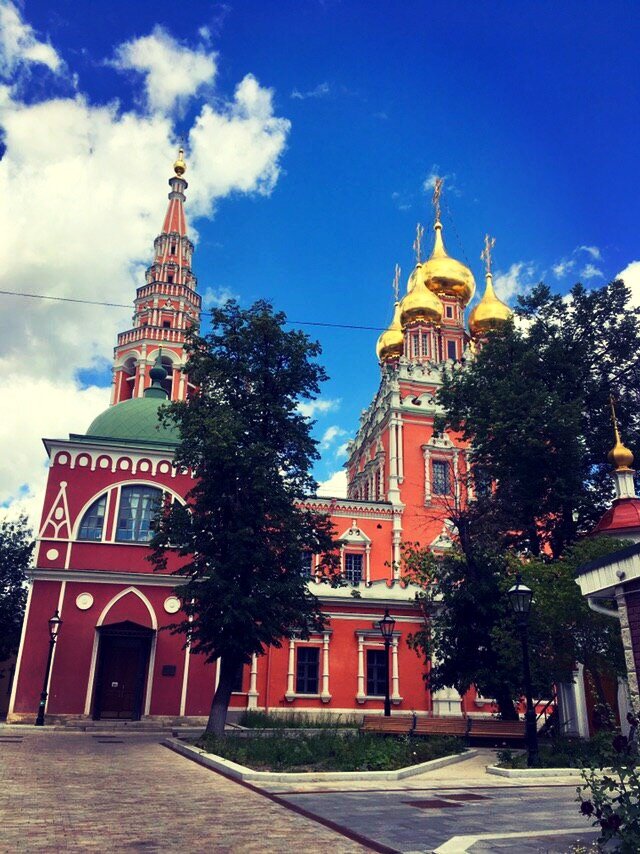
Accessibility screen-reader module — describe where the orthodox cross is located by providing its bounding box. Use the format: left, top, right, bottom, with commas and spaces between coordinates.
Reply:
432, 177, 444, 222
609, 394, 622, 443
413, 224, 424, 263
481, 234, 496, 275
392, 264, 401, 301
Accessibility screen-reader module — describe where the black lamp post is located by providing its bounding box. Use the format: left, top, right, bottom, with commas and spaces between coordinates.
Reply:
35, 610, 63, 727
507, 574, 538, 767
377, 609, 395, 717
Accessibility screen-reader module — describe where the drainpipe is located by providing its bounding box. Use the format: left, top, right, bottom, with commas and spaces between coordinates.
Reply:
587, 597, 619, 620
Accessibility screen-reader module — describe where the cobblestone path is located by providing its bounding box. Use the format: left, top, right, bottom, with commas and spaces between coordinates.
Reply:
0, 732, 374, 853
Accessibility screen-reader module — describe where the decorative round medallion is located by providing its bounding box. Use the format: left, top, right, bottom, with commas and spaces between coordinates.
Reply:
159, 463, 170, 473
99, 457, 110, 469
139, 461, 150, 472
54, 507, 64, 520
76, 592, 94, 611
119, 459, 130, 470
46, 548, 59, 560
163, 596, 181, 614
78, 456, 89, 467
57, 454, 69, 465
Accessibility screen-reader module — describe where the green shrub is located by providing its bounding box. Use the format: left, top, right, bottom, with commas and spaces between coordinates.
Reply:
237, 710, 356, 729
197, 731, 464, 772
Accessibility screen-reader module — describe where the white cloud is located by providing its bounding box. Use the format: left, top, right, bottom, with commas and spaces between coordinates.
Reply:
335, 441, 350, 459
297, 398, 341, 419
0, 1, 61, 76
578, 245, 601, 260
617, 260, 640, 307
423, 165, 460, 197
291, 82, 330, 100
493, 262, 537, 303
0, 16, 290, 520
112, 26, 217, 115
202, 286, 239, 307
316, 469, 348, 498
391, 190, 411, 212
552, 258, 575, 279
580, 263, 604, 281
320, 424, 347, 450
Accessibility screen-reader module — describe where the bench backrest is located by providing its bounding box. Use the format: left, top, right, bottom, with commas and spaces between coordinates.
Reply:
470, 719, 525, 736
413, 717, 469, 736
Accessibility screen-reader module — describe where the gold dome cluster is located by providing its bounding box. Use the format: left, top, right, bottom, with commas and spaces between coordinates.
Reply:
173, 147, 187, 176
422, 220, 476, 306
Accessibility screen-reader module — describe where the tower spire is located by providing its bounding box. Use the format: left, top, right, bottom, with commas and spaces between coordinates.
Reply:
608, 395, 636, 500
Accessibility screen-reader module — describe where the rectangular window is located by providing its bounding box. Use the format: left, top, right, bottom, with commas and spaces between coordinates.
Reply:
301, 550, 313, 578
446, 305, 453, 319
116, 486, 162, 542
345, 552, 363, 584
366, 649, 387, 696
447, 340, 457, 360
296, 647, 319, 694
412, 335, 419, 358
421, 333, 429, 357
432, 460, 451, 495
232, 662, 244, 693
167, 274, 174, 283
162, 320, 171, 328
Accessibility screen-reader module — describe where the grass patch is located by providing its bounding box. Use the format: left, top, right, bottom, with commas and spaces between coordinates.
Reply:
237, 710, 356, 729
198, 731, 464, 772
497, 734, 615, 769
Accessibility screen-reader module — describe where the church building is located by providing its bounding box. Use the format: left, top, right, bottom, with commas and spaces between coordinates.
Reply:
8, 156, 513, 725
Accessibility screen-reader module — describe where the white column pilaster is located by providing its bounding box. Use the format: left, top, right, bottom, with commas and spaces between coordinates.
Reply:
356, 635, 366, 702
247, 653, 259, 709
285, 639, 295, 701
391, 636, 401, 702
321, 633, 331, 702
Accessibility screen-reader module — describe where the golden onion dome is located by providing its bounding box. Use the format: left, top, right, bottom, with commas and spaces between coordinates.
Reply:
173, 147, 187, 176
407, 263, 422, 293
468, 272, 512, 337
399, 276, 443, 328
608, 396, 635, 470
376, 302, 404, 362
422, 221, 476, 306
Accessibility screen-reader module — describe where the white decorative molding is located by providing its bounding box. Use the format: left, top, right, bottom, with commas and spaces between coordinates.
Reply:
163, 596, 181, 614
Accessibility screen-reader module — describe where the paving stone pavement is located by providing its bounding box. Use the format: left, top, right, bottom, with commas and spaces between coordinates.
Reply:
0, 731, 374, 853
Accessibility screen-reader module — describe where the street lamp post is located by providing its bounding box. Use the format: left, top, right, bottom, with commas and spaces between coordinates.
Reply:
35, 610, 63, 727
377, 609, 395, 717
507, 574, 538, 767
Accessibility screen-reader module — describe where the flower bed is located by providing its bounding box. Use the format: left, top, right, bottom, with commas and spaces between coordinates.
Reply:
197, 731, 464, 772
496, 735, 613, 769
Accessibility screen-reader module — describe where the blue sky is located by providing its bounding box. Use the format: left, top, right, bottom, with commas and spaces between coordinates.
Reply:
1, 0, 639, 512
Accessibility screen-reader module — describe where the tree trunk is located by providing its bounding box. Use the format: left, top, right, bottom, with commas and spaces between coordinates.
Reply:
205, 656, 240, 736
495, 684, 519, 720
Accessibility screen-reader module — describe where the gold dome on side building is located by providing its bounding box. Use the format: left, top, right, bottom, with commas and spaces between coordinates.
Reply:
608, 396, 635, 471
376, 301, 404, 362
468, 272, 512, 337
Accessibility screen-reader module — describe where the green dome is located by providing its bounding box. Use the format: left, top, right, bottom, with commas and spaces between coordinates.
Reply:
86, 397, 179, 445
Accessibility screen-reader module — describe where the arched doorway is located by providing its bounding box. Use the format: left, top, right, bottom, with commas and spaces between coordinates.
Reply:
92, 622, 154, 720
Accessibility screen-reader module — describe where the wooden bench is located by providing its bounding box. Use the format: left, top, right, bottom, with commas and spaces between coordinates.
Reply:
469, 719, 526, 743
360, 715, 414, 735
413, 716, 471, 739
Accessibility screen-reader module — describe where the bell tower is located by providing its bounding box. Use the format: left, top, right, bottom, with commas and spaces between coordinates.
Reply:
111, 148, 202, 404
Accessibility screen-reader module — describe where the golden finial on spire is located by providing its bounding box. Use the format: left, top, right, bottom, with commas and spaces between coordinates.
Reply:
393, 264, 401, 302
413, 224, 424, 263
608, 394, 634, 470
432, 177, 444, 224
173, 146, 187, 177
481, 234, 496, 276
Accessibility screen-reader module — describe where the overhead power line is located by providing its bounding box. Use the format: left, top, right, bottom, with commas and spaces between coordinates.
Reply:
0, 289, 386, 333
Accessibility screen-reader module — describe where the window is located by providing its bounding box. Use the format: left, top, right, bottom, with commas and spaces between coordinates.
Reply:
432, 460, 451, 495
447, 340, 457, 360
475, 468, 492, 497
301, 550, 313, 578
162, 321, 171, 329
116, 486, 162, 542
167, 274, 174, 283
412, 335, 419, 359
296, 647, 319, 694
345, 552, 363, 584
366, 649, 387, 696
446, 305, 453, 319
170, 243, 176, 255
78, 495, 107, 541
232, 662, 244, 693
421, 333, 429, 357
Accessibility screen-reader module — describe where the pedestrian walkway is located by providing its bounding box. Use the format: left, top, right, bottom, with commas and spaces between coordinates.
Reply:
0, 731, 373, 853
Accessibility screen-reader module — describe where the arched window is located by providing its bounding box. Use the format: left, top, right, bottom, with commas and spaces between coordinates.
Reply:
78, 495, 107, 541
116, 486, 163, 543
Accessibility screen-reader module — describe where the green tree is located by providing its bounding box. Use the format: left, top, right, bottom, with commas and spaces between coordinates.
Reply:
151, 300, 339, 735
0, 516, 34, 662
439, 280, 640, 558
405, 534, 625, 720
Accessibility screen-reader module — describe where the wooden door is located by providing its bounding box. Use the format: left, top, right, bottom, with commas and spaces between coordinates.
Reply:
94, 634, 151, 720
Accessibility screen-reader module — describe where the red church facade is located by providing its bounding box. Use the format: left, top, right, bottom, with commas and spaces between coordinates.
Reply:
9, 161, 508, 725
